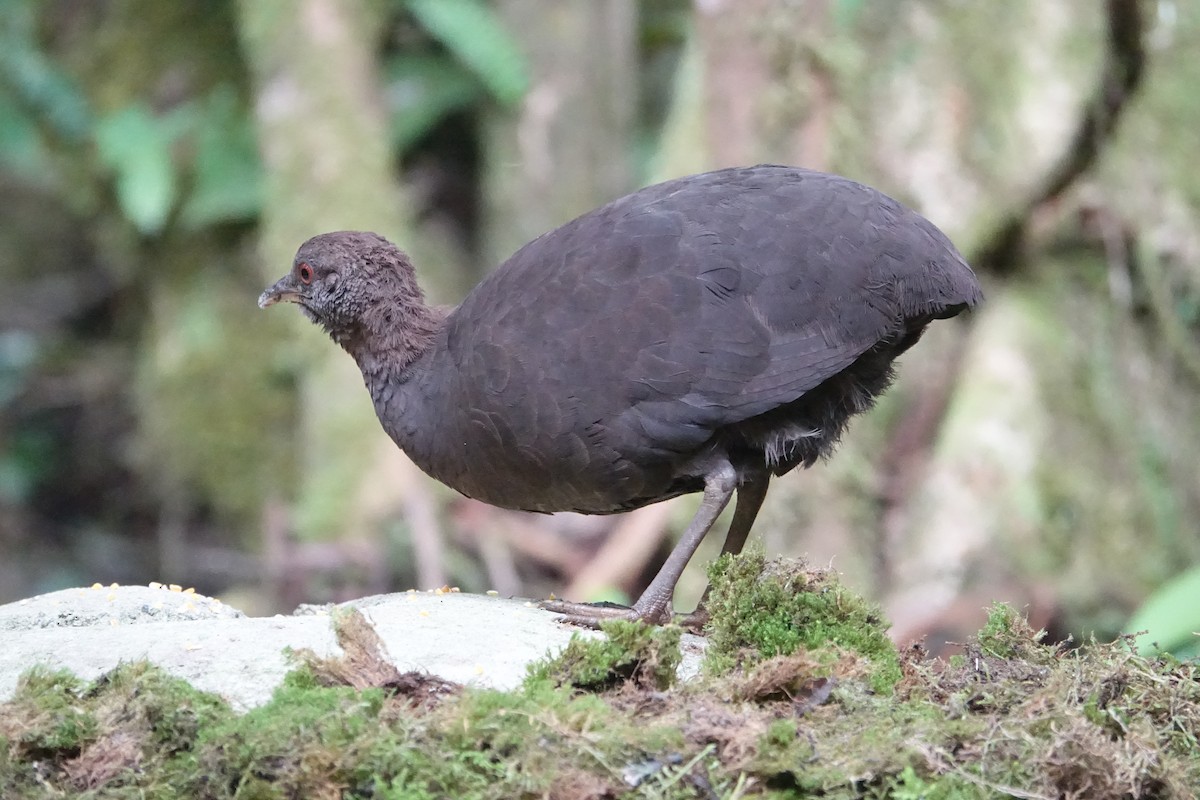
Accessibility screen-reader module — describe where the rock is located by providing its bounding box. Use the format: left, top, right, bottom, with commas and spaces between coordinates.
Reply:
0, 585, 705, 711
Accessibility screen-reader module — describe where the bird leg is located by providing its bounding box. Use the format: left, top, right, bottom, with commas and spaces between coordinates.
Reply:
542, 461, 738, 627
675, 471, 769, 632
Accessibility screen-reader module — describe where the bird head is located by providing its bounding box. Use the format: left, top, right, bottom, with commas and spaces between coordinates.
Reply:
258, 230, 420, 346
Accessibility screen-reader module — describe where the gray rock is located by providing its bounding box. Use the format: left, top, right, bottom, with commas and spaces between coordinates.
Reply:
0, 585, 706, 711
0, 584, 244, 631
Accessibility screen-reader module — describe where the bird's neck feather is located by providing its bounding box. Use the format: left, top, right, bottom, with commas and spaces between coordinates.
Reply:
332, 294, 448, 385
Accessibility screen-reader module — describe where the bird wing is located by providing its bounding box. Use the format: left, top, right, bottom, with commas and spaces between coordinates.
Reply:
605, 169, 979, 451
441, 167, 980, 504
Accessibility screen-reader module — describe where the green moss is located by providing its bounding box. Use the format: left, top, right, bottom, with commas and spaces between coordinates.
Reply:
99, 662, 230, 754
975, 604, 1067, 679
742, 688, 995, 797
703, 547, 902, 693
278, 660, 321, 691
525, 619, 682, 691
0, 663, 232, 799
182, 680, 398, 798
2, 594, 1198, 798
411, 682, 684, 798
886, 765, 989, 800
978, 602, 1032, 659
1, 668, 98, 758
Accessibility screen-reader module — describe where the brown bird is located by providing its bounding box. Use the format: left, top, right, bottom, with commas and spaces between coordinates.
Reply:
259, 165, 982, 627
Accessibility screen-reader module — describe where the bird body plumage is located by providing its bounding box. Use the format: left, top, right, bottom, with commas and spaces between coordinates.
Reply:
260, 164, 982, 626
387, 166, 979, 514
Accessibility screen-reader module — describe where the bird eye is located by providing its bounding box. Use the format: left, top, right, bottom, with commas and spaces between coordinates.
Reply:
298, 263, 314, 285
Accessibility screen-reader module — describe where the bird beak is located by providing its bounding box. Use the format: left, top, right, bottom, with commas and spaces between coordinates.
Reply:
258, 275, 302, 309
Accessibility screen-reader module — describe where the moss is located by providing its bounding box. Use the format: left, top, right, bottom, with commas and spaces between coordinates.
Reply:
885, 766, 987, 800
526, 619, 683, 691
0, 662, 231, 799
183, 680, 398, 799
1, 589, 1198, 798
703, 547, 902, 694
0, 668, 99, 763
412, 683, 683, 798
978, 601, 1042, 659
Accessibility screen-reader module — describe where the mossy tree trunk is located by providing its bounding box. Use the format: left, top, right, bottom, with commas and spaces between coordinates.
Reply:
482, 0, 638, 267
42, 1, 296, 587
236, 0, 440, 597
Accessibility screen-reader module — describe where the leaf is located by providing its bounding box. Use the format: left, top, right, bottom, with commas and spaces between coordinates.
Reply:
0, 1, 92, 141
181, 86, 263, 228
1125, 565, 1200, 656
95, 105, 177, 235
384, 54, 482, 152
406, 0, 529, 105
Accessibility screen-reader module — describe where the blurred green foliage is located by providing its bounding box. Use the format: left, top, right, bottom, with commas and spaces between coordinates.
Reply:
386, 54, 483, 153
95, 104, 183, 234
0, 0, 532, 598
405, 0, 528, 105
1126, 567, 1200, 659
182, 86, 264, 228
0, 1, 90, 144
0, 0, 528, 232
384, 0, 530, 153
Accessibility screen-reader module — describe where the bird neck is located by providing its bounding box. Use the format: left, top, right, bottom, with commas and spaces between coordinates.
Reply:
334, 299, 448, 385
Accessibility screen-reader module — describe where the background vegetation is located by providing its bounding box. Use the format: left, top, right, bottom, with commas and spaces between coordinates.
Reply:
1, 0, 1197, 655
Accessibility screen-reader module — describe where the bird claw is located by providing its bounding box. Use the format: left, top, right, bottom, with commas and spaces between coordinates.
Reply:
540, 598, 673, 629
673, 606, 710, 634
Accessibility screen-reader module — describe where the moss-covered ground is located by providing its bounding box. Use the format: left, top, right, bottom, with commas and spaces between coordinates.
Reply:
1, 550, 1197, 799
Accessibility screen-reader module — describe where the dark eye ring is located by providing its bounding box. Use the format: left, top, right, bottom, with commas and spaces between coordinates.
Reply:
298, 263, 314, 285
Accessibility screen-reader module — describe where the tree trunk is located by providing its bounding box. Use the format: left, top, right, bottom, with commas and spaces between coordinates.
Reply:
482, 0, 638, 267
237, 0, 444, 591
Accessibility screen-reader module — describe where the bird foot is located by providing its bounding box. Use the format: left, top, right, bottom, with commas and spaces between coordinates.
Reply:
540, 598, 674, 629
674, 606, 710, 634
